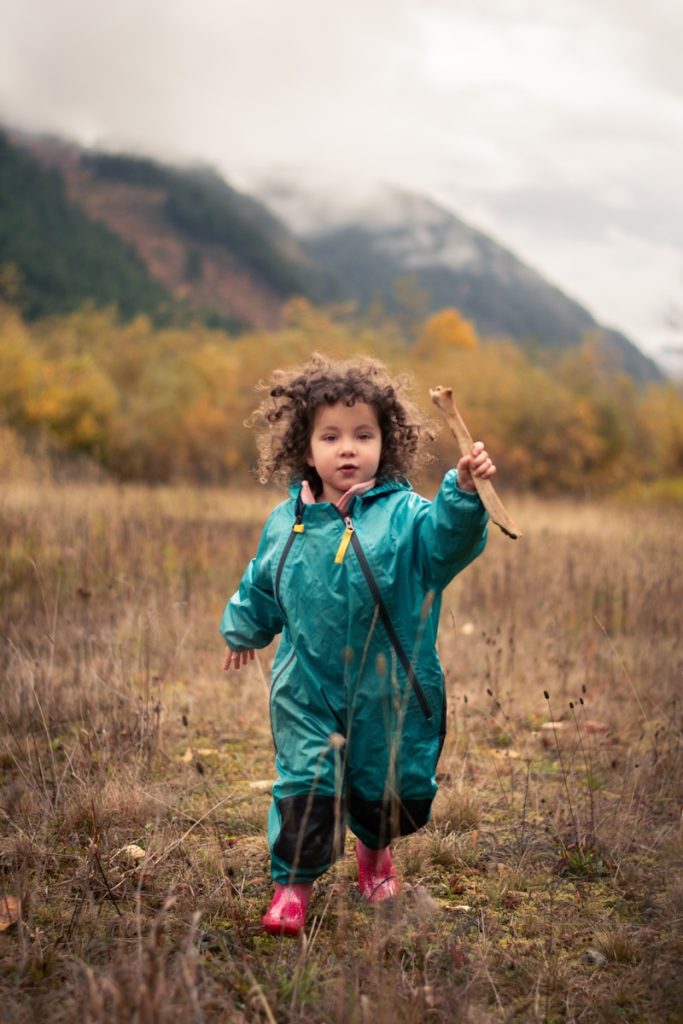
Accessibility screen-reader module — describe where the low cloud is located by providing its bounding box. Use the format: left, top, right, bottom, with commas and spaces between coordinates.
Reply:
1, 0, 681, 368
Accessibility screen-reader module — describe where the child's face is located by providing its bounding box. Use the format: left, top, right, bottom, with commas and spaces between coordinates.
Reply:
307, 401, 382, 504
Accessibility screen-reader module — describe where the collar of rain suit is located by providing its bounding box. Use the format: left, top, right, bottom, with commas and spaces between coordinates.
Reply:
289, 476, 410, 511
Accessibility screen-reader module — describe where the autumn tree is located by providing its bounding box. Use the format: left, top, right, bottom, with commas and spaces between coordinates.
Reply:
413, 307, 479, 360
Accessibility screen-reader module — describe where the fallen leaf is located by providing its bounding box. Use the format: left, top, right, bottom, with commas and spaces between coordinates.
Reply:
119, 844, 146, 866
449, 942, 470, 966
503, 890, 525, 909
179, 745, 221, 762
0, 895, 20, 931
585, 720, 610, 734
247, 780, 275, 794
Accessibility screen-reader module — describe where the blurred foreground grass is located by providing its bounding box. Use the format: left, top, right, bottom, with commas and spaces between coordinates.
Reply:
1, 481, 682, 1022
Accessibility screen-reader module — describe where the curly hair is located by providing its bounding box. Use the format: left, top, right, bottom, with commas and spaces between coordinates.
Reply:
250, 353, 436, 494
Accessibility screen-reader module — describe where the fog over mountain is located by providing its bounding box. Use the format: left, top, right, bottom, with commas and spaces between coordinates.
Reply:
0, 124, 664, 382
2, 1, 682, 372
252, 170, 663, 382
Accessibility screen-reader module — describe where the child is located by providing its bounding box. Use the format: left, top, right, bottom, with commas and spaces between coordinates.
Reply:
220, 354, 495, 937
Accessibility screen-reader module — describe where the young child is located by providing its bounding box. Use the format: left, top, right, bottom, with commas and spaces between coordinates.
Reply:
220, 354, 495, 937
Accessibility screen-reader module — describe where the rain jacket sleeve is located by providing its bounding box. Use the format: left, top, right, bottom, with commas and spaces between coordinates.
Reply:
219, 512, 285, 653
415, 469, 489, 591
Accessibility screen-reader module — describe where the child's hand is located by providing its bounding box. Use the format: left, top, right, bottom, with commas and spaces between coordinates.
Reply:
456, 441, 496, 493
223, 647, 255, 671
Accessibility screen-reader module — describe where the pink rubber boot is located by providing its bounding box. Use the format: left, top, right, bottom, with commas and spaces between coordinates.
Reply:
356, 839, 400, 903
261, 883, 312, 937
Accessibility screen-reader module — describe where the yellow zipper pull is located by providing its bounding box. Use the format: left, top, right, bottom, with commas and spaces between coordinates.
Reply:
334, 516, 354, 564
292, 514, 304, 534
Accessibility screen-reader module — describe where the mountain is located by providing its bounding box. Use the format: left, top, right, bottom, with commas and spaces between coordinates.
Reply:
254, 175, 663, 383
4, 130, 329, 329
1, 128, 663, 382
0, 129, 171, 320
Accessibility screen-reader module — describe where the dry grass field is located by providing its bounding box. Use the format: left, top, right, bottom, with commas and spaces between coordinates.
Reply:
1, 480, 681, 1023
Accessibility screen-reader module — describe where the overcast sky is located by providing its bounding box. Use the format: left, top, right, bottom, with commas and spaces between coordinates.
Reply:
2, 0, 682, 371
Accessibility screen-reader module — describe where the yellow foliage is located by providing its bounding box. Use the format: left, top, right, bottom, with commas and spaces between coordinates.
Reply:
0, 302, 682, 492
0, 307, 40, 421
414, 308, 479, 359
637, 383, 683, 474
25, 354, 118, 452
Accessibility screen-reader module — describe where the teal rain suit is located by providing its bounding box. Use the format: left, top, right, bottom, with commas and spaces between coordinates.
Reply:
220, 471, 488, 884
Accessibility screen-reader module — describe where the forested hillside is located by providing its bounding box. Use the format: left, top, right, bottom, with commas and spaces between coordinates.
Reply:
2, 129, 664, 383
6, 133, 328, 329
84, 153, 328, 300
0, 131, 172, 321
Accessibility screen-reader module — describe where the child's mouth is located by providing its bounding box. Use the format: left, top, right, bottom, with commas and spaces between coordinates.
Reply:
339, 465, 358, 474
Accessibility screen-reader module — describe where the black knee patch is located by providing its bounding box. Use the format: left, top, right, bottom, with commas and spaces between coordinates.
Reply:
273, 793, 345, 869
347, 791, 433, 846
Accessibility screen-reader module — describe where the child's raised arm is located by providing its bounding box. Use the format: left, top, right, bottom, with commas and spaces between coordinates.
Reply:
413, 444, 494, 591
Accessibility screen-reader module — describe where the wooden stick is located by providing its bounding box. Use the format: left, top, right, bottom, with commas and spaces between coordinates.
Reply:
430, 385, 522, 540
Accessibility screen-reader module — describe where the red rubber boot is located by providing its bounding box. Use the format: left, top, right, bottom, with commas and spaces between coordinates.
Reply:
261, 883, 312, 937
356, 839, 400, 902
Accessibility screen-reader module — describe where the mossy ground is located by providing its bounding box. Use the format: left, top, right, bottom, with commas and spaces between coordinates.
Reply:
1, 483, 681, 1022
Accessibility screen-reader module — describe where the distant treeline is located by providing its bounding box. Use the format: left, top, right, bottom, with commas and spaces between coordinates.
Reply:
0, 299, 681, 492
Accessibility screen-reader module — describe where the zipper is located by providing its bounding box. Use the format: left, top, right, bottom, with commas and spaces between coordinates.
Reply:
275, 510, 304, 610
336, 509, 433, 721
334, 516, 354, 563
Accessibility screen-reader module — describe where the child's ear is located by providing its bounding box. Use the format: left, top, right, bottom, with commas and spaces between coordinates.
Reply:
305, 449, 315, 467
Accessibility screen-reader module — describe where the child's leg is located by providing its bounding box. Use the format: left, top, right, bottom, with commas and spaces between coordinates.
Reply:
266, 686, 347, 934
345, 686, 445, 902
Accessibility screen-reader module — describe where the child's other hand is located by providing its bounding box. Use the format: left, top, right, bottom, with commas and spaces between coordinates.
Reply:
456, 441, 496, 493
223, 647, 255, 671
